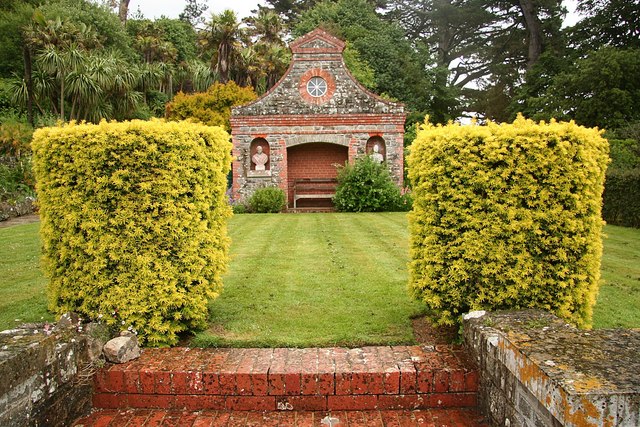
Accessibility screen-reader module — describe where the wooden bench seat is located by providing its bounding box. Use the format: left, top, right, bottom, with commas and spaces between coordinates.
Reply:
293, 178, 337, 208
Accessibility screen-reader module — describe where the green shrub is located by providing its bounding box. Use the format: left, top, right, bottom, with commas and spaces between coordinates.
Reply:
408, 115, 609, 328
603, 168, 640, 228
0, 117, 34, 157
248, 187, 286, 213
32, 119, 232, 346
334, 156, 403, 212
0, 156, 35, 202
608, 138, 640, 170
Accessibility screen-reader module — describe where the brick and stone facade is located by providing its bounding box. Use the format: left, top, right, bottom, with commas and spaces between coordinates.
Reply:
230, 28, 406, 207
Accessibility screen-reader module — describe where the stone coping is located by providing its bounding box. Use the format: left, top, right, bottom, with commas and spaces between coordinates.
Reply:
464, 310, 640, 426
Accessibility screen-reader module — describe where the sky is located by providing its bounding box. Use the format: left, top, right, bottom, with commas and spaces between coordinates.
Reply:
128, 0, 265, 21
129, 0, 582, 26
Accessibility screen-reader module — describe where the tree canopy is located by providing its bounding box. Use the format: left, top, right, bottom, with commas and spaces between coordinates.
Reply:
0, 0, 636, 141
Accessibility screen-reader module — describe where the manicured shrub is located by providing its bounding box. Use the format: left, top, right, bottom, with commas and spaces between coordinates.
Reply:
602, 168, 640, 228
334, 156, 403, 212
32, 119, 232, 346
165, 81, 257, 131
408, 115, 609, 328
248, 187, 286, 213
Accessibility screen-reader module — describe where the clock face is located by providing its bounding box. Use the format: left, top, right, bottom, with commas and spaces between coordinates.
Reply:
306, 76, 328, 98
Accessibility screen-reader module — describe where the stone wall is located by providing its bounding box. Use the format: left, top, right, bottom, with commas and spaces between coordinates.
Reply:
0, 318, 105, 427
463, 310, 640, 427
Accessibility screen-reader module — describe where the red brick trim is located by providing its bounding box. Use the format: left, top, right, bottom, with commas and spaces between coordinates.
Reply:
290, 28, 346, 54
231, 114, 407, 128
298, 68, 336, 105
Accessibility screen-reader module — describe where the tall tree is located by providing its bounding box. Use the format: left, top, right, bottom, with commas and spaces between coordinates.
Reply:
179, 0, 209, 28
569, 0, 640, 51
204, 10, 242, 83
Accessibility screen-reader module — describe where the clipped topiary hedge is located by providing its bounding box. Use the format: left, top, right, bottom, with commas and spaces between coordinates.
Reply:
408, 115, 609, 328
602, 168, 640, 228
32, 119, 232, 346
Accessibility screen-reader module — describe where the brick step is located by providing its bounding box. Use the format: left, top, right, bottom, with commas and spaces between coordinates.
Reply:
93, 346, 479, 412
74, 408, 490, 426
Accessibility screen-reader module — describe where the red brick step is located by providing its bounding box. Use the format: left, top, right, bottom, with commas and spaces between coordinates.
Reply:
74, 408, 490, 426
92, 346, 479, 412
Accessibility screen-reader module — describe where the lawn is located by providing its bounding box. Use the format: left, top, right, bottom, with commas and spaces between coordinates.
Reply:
0, 214, 639, 343
0, 222, 51, 329
193, 213, 424, 347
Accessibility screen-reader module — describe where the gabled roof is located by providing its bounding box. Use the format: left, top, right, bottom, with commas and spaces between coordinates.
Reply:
290, 28, 346, 55
231, 28, 405, 117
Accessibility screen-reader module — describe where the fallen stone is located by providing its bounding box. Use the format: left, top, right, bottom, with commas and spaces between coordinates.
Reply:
57, 312, 80, 329
103, 335, 141, 363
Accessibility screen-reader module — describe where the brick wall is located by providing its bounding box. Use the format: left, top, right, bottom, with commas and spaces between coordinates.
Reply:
287, 143, 347, 207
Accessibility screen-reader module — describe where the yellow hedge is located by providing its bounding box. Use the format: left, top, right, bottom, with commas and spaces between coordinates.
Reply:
407, 115, 609, 328
32, 119, 232, 346
165, 81, 257, 132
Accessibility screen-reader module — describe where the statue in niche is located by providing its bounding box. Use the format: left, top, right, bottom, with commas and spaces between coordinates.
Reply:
252, 145, 269, 171
370, 143, 384, 163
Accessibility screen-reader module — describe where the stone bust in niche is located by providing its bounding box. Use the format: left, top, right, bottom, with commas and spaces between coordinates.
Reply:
371, 144, 384, 163
252, 145, 268, 171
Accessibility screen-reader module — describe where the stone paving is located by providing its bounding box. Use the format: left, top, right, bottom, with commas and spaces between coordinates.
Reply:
73, 408, 490, 426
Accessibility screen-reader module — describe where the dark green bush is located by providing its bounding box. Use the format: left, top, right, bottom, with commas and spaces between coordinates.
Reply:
232, 201, 248, 214
608, 138, 640, 170
334, 156, 402, 212
603, 168, 640, 228
248, 187, 286, 213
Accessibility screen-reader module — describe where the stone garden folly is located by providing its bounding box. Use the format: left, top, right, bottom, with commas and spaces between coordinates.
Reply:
230, 28, 406, 208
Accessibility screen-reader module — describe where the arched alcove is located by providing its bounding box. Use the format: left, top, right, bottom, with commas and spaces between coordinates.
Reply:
249, 138, 270, 172
287, 142, 348, 207
366, 136, 386, 163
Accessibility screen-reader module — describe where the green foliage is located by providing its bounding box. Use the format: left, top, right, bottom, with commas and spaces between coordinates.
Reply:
608, 138, 640, 170
334, 156, 403, 212
39, 0, 133, 55
0, 156, 35, 203
165, 81, 257, 132
248, 187, 286, 213
522, 48, 640, 130
408, 116, 610, 328
603, 169, 640, 228
0, 116, 33, 156
31, 119, 232, 346
342, 42, 375, 90
569, 0, 640, 52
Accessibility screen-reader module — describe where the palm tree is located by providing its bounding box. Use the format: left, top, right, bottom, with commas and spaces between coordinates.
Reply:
206, 10, 242, 83
36, 43, 84, 120
245, 9, 285, 46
